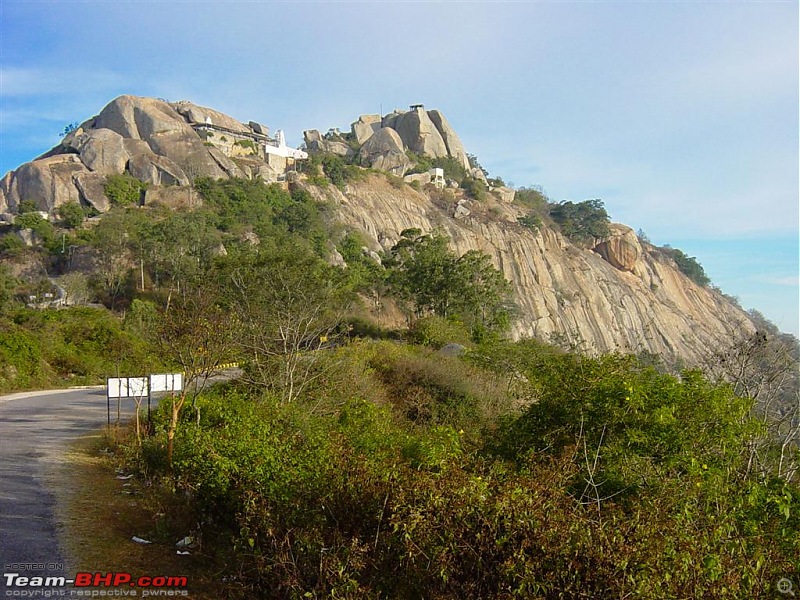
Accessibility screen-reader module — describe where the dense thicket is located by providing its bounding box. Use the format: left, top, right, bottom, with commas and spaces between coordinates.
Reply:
132, 339, 798, 599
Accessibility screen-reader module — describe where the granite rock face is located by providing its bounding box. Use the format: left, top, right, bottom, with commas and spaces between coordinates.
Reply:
0, 95, 296, 215
359, 128, 412, 176
426, 109, 470, 170
351, 114, 381, 145
392, 107, 449, 158
303, 174, 754, 364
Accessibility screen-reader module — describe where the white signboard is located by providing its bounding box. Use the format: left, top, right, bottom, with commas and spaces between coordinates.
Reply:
107, 376, 147, 399
150, 373, 183, 393
107, 373, 183, 398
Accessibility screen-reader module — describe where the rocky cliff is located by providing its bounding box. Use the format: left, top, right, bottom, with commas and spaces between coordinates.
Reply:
305, 175, 753, 363
0, 96, 755, 363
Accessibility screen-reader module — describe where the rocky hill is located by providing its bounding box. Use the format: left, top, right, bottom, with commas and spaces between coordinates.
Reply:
305, 175, 753, 363
0, 95, 755, 363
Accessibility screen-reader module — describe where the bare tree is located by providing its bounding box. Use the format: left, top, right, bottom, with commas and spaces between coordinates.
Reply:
229, 247, 348, 403
702, 328, 800, 482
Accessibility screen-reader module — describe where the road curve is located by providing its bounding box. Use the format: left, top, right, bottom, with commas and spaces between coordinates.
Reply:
0, 387, 127, 591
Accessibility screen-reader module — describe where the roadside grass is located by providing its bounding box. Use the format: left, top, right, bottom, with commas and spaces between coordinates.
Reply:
53, 427, 227, 599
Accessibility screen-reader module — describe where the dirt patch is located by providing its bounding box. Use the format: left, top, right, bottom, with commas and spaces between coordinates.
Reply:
49, 428, 225, 599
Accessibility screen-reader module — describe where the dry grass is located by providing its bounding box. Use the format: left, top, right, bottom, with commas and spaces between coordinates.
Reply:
51, 428, 228, 599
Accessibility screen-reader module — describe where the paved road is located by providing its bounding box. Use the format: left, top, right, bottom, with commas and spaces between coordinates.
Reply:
0, 387, 130, 592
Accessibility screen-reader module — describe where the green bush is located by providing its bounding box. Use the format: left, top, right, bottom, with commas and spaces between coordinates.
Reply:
17, 199, 38, 214
517, 213, 542, 232
407, 315, 471, 348
0, 233, 25, 255
104, 174, 147, 206
662, 246, 711, 286
124, 346, 797, 598
549, 198, 611, 242
57, 201, 85, 228
461, 177, 487, 201
14, 212, 55, 243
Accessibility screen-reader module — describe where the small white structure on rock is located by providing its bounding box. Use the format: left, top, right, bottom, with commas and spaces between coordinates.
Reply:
430, 168, 445, 189
265, 130, 308, 160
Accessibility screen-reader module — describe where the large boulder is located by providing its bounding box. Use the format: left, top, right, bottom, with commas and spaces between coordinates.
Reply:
427, 110, 470, 170
319, 140, 354, 157
594, 225, 641, 272
0, 155, 86, 213
128, 153, 189, 186
392, 107, 448, 158
92, 95, 141, 139
73, 172, 111, 213
206, 146, 246, 179
351, 115, 381, 145
381, 110, 404, 131
173, 101, 250, 134
303, 129, 322, 146
1, 94, 307, 217
74, 128, 130, 174
359, 128, 412, 176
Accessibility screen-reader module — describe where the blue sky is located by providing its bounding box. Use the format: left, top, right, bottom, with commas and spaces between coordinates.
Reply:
1, 1, 798, 335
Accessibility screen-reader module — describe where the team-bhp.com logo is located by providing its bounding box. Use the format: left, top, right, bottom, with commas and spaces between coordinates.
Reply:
4, 571, 188, 597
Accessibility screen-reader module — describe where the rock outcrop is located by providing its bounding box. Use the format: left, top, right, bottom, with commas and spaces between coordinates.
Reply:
392, 107, 449, 159
303, 129, 354, 157
593, 225, 641, 273
426, 109, 470, 170
1, 95, 304, 216
346, 105, 473, 176
0, 96, 758, 366
351, 115, 381, 145
304, 174, 754, 364
359, 128, 412, 176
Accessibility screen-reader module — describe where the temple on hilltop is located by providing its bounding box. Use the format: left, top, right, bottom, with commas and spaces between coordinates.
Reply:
191, 115, 308, 174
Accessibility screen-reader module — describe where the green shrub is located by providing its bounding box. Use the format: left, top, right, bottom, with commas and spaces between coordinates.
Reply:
661, 246, 711, 286
17, 199, 38, 214
104, 174, 147, 206
0, 232, 25, 255
234, 138, 257, 153
518, 213, 542, 231
461, 177, 487, 201
113, 337, 798, 598
549, 198, 611, 242
57, 201, 85, 228
407, 315, 471, 348
14, 212, 55, 243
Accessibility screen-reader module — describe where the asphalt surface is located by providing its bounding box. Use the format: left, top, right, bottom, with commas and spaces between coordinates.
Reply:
0, 387, 135, 594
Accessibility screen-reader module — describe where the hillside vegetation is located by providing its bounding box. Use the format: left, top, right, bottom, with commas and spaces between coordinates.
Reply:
1, 171, 797, 598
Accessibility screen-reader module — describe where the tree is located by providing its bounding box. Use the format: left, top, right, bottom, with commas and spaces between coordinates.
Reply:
549, 199, 610, 242
14, 212, 55, 244
153, 282, 238, 467
702, 327, 800, 482
104, 174, 147, 206
385, 229, 513, 339
89, 210, 135, 308
321, 154, 347, 187
133, 210, 221, 304
57, 272, 91, 306
661, 246, 710, 286
59, 121, 79, 137
17, 199, 38, 214
227, 244, 349, 402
